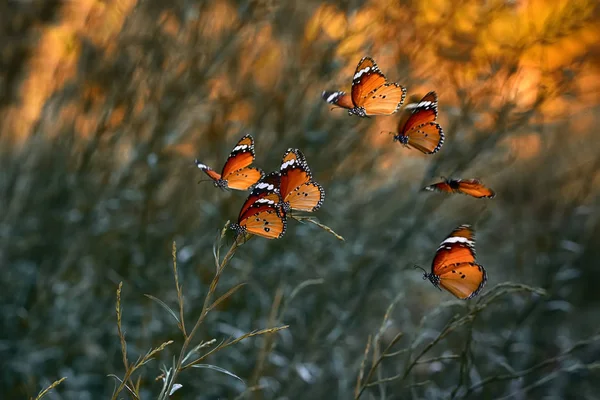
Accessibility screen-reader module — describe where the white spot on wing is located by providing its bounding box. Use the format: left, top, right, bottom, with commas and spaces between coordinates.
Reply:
354, 66, 371, 80
195, 162, 208, 170
256, 182, 274, 190
233, 144, 249, 152
281, 159, 296, 170
439, 236, 474, 248
326, 92, 340, 103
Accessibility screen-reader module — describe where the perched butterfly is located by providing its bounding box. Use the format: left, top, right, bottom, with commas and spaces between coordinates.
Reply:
423, 178, 496, 199
278, 149, 325, 213
230, 175, 286, 240
420, 224, 487, 299
392, 91, 444, 154
322, 56, 407, 117
195, 134, 264, 191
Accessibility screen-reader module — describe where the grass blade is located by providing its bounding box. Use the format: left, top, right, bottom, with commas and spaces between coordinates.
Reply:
145, 294, 181, 325
192, 364, 246, 385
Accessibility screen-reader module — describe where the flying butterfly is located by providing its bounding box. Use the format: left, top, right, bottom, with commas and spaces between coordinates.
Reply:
278, 149, 325, 213
419, 224, 487, 300
322, 56, 407, 117
392, 91, 444, 154
195, 134, 264, 191
423, 178, 496, 199
230, 176, 286, 240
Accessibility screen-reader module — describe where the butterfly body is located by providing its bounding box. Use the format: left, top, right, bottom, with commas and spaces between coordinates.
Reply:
423, 224, 487, 299
424, 178, 496, 199
195, 134, 264, 191
322, 56, 406, 117
393, 91, 444, 154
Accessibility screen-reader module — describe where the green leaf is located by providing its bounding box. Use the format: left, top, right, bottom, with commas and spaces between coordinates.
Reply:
145, 294, 180, 325
191, 364, 246, 385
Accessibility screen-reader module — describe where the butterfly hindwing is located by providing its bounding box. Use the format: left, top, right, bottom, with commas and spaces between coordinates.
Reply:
237, 200, 286, 240
225, 167, 264, 191
437, 262, 487, 300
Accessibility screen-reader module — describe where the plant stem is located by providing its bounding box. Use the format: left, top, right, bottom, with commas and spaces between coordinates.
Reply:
162, 239, 239, 398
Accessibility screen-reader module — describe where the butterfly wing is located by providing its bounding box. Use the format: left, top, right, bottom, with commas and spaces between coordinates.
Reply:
431, 224, 476, 276
236, 200, 286, 239
401, 91, 438, 131
437, 262, 487, 299
360, 83, 406, 116
285, 182, 325, 212
225, 167, 264, 191
322, 91, 354, 110
195, 160, 221, 182
351, 57, 387, 104
423, 180, 454, 194
221, 134, 257, 178
279, 149, 312, 200
454, 179, 496, 199
238, 177, 282, 218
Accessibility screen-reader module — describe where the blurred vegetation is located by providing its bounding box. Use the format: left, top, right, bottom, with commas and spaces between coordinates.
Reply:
2, 0, 600, 399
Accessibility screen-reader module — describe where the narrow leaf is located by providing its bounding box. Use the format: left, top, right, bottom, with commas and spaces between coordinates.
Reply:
208, 283, 247, 312
192, 364, 246, 385
145, 294, 180, 325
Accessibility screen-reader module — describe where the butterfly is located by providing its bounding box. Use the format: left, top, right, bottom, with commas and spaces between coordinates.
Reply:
278, 149, 325, 213
195, 134, 264, 191
230, 173, 287, 240
392, 91, 444, 154
420, 224, 487, 299
322, 56, 407, 117
423, 178, 496, 199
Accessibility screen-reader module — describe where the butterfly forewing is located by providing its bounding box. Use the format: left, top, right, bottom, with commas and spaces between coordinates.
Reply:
401, 91, 438, 132
437, 262, 487, 300
196, 162, 222, 181
351, 57, 388, 105
431, 224, 476, 276
221, 135, 257, 178
279, 149, 312, 200
238, 180, 281, 218
322, 91, 354, 110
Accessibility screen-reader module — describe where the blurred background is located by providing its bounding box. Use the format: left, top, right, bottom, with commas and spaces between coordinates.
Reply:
2, 0, 600, 399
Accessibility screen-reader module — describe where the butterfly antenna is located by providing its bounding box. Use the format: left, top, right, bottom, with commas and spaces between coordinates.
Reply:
413, 264, 428, 277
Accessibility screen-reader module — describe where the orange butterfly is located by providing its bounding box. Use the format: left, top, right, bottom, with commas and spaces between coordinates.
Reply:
230, 173, 286, 240
278, 149, 325, 213
195, 134, 264, 191
322, 56, 407, 117
393, 91, 444, 154
421, 224, 487, 299
423, 178, 496, 199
